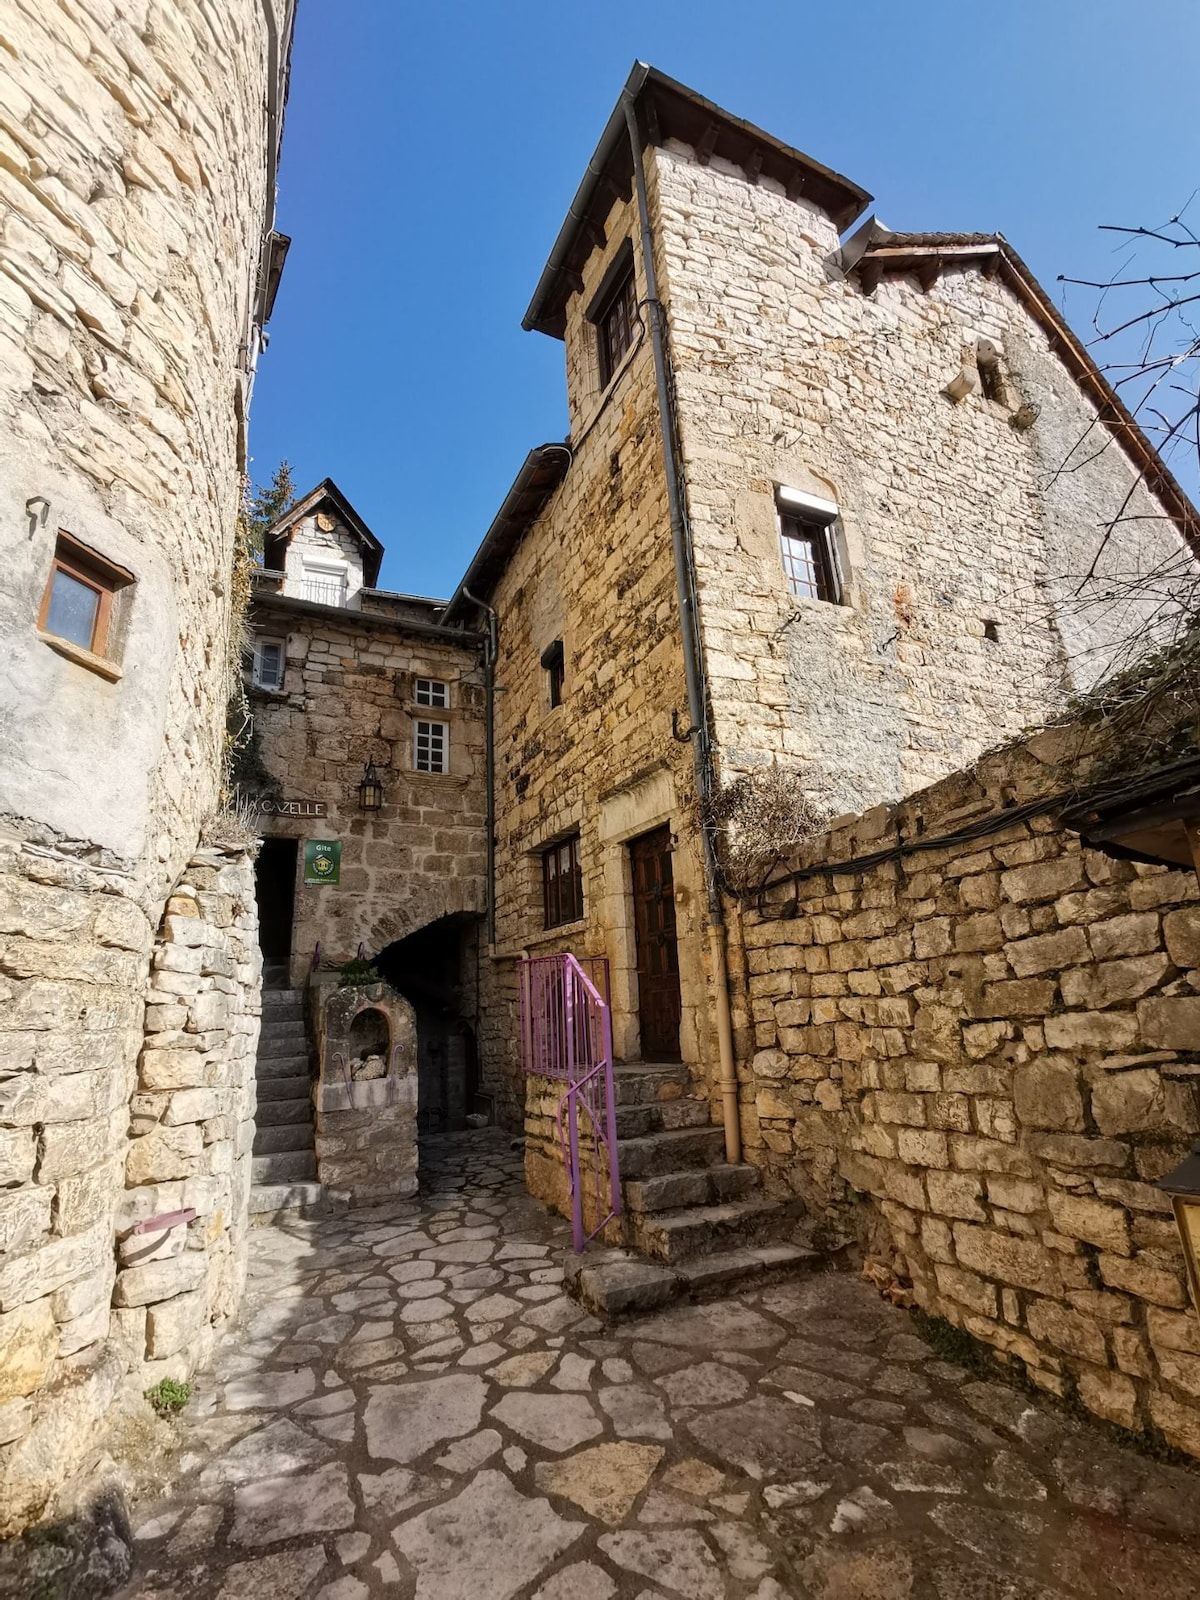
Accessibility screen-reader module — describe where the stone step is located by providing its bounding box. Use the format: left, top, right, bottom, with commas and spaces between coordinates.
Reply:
631, 1196, 803, 1262
255, 1052, 311, 1079
565, 1240, 820, 1320
624, 1163, 759, 1216
615, 1125, 727, 1179
262, 992, 304, 1017
252, 1149, 317, 1184
613, 1097, 711, 1139
249, 1180, 324, 1221
257, 1024, 308, 1057
256, 1073, 312, 1101
254, 1096, 312, 1127
252, 1122, 316, 1156
611, 1063, 692, 1107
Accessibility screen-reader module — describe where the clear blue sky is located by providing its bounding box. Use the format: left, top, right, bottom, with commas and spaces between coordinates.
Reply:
249, 0, 1198, 600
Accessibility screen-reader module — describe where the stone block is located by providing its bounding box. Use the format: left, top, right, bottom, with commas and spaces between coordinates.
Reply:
1148, 1307, 1200, 1356
1138, 996, 1200, 1052
1042, 1012, 1138, 1052
145, 1287, 206, 1359
1089, 912, 1161, 962
979, 978, 1057, 1016
986, 1175, 1043, 1214
1025, 1298, 1108, 1364
953, 1223, 1061, 1294
138, 1049, 208, 1091
1001, 857, 1084, 904
0, 1300, 58, 1403
0, 1223, 108, 1311
163, 914, 208, 947
54, 1157, 123, 1236
933, 1262, 997, 1316
1149, 1390, 1200, 1457
1098, 1252, 1187, 1308
1006, 926, 1089, 978
1029, 1133, 1129, 1171
1091, 1070, 1178, 1137
927, 1169, 985, 1220
896, 1128, 948, 1168
37, 1113, 121, 1183
1075, 1364, 1138, 1430
126, 1123, 205, 1185
163, 1087, 219, 1124
188, 990, 230, 1031
1162, 906, 1200, 969
1013, 1061, 1084, 1130
1047, 1192, 1130, 1254
113, 1251, 206, 1308
0, 1188, 52, 1256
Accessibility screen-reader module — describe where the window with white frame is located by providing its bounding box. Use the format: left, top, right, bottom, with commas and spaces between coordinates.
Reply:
299, 557, 348, 608
414, 720, 449, 774
776, 486, 843, 605
252, 635, 286, 691
415, 677, 449, 708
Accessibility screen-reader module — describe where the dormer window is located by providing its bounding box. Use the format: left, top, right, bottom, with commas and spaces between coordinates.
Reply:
590, 246, 638, 388
299, 557, 348, 607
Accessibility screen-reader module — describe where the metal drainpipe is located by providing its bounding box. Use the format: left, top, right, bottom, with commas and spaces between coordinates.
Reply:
462, 585, 498, 947
621, 94, 741, 1166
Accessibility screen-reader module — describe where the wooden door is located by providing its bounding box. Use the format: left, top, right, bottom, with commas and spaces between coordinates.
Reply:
629, 825, 682, 1061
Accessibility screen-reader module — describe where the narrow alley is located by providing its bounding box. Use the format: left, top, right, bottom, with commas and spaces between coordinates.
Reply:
117, 1133, 1200, 1600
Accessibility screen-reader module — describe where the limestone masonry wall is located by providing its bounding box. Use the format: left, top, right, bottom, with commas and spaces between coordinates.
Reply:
248, 602, 487, 980
0, 0, 287, 1532
738, 736, 1200, 1454
650, 142, 1191, 815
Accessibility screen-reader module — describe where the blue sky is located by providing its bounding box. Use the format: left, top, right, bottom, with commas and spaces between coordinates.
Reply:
249, 0, 1198, 599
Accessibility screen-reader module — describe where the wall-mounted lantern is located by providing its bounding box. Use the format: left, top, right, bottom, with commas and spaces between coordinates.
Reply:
1157, 1144, 1200, 1312
357, 760, 385, 812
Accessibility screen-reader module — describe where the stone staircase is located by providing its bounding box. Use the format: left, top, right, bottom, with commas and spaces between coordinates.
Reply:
564, 1060, 817, 1318
249, 984, 322, 1219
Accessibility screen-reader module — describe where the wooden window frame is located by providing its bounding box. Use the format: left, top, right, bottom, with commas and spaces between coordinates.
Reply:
542, 834, 583, 929
252, 635, 286, 691
415, 677, 449, 708
540, 639, 565, 709
414, 719, 449, 774
38, 532, 134, 661
776, 492, 842, 605
590, 248, 638, 389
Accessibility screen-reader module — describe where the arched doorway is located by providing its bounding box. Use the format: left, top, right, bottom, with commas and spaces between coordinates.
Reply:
374, 912, 481, 1138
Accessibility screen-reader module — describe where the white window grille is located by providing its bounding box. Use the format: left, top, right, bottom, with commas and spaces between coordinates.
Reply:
252, 636, 285, 691
414, 720, 449, 774
298, 558, 349, 607
415, 678, 449, 708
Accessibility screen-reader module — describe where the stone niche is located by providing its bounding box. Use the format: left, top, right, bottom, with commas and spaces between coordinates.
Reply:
314, 983, 418, 1203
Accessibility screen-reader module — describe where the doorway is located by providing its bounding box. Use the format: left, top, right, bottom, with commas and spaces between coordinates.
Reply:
629, 824, 682, 1061
255, 837, 298, 980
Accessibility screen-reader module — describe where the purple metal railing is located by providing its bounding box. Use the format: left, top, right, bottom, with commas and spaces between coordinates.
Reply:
518, 953, 620, 1252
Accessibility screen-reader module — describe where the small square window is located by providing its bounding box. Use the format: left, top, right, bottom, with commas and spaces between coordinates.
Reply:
415, 678, 449, 708
594, 263, 637, 388
414, 720, 449, 774
252, 636, 286, 691
540, 640, 565, 708
542, 834, 583, 929
38, 532, 134, 664
777, 495, 841, 605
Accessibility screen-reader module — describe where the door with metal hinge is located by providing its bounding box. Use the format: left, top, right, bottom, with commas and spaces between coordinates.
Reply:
629, 824, 682, 1061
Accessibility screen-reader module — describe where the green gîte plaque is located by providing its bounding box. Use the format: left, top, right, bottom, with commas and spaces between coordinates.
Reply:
303, 839, 341, 886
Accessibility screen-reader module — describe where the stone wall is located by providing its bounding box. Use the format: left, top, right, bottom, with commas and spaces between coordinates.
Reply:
246, 599, 488, 979
649, 141, 1192, 814
0, 841, 260, 1532
479, 180, 713, 1130
737, 734, 1200, 1454
0, 0, 289, 1533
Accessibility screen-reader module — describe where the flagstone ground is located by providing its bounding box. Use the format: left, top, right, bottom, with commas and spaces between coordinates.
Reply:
117, 1131, 1200, 1600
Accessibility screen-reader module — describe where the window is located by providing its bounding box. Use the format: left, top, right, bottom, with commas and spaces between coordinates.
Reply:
595, 263, 637, 387
252, 636, 285, 691
299, 557, 348, 607
542, 835, 583, 928
776, 487, 842, 605
414, 720, 449, 774
415, 678, 449, 708
38, 533, 134, 663
541, 640, 565, 708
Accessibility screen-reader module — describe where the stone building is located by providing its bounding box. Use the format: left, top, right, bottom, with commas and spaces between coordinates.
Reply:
243, 481, 488, 1192
0, 0, 294, 1534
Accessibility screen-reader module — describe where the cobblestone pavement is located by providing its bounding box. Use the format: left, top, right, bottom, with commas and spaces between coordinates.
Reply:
120, 1131, 1200, 1600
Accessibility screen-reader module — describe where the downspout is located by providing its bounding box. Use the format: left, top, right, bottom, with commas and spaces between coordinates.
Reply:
621, 95, 741, 1165
462, 585, 498, 947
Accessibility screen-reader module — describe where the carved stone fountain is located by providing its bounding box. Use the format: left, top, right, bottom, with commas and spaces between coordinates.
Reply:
313, 980, 418, 1203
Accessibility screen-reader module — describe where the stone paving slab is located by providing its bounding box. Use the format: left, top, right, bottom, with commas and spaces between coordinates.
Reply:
118, 1131, 1200, 1599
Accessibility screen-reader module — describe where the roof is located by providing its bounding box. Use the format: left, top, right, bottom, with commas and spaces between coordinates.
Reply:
250, 584, 484, 646
523, 63, 872, 340
264, 478, 386, 588
441, 444, 573, 623
844, 223, 1200, 557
